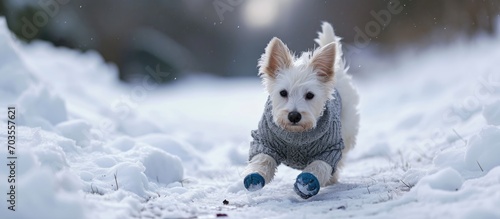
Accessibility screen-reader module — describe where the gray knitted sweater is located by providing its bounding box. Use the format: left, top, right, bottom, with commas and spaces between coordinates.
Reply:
249, 89, 344, 174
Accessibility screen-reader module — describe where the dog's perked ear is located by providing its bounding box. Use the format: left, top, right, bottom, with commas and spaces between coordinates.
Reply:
310, 42, 336, 82
258, 37, 293, 80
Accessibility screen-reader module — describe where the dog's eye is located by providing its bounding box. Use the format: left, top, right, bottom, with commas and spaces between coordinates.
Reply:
305, 92, 314, 100
280, 90, 288, 97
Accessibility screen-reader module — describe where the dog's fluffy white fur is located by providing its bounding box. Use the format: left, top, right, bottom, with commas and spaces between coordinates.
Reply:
243, 22, 359, 187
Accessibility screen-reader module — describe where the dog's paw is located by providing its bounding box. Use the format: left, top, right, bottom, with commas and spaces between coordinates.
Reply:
243, 173, 265, 192
294, 172, 320, 199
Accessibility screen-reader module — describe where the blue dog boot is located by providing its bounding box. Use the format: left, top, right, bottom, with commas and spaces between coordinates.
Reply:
244, 173, 265, 192
294, 172, 320, 199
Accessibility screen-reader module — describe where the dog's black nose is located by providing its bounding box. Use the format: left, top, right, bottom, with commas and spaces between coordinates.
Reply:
288, 111, 302, 123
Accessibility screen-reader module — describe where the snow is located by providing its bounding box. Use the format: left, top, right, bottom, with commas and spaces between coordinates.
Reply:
415, 167, 463, 192
483, 100, 500, 125
464, 126, 500, 172
55, 119, 92, 147
1, 16, 500, 219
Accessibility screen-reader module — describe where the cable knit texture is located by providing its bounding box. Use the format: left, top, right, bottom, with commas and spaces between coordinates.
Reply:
249, 89, 344, 174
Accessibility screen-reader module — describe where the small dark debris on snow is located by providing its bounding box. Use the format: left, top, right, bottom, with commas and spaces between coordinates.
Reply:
216, 213, 228, 217
337, 206, 346, 210
222, 199, 229, 205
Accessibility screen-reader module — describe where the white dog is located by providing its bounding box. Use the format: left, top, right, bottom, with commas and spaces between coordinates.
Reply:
242, 22, 359, 199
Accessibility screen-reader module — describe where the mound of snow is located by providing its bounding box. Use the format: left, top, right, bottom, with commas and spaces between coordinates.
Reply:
56, 119, 92, 147
17, 169, 84, 219
75, 140, 184, 197
108, 162, 150, 196
0, 136, 84, 219
483, 100, 500, 126
416, 168, 463, 192
107, 136, 136, 152
137, 134, 203, 164
132, 144, 184, 186
17, 85, 68, 127
464, 126, 500, 172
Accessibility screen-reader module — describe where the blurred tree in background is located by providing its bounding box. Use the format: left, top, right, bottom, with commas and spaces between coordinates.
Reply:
1, 0, 499, 83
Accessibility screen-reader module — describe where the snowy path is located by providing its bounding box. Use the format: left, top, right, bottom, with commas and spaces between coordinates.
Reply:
1, 18, 500, 219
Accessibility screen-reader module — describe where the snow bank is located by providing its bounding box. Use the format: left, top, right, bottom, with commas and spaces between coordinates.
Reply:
0, 17, 186, 219
0, 21, 37, 105
352, 22, 500, 218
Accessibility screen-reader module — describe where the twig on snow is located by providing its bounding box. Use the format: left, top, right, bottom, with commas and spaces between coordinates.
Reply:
114, 172, 119, 191
453, 128, 467, 145
476, 160, 484, 172
400, 180, 413, 189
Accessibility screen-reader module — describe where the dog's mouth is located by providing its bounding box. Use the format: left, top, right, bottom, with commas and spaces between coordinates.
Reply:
281, 122, 315, 132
